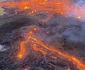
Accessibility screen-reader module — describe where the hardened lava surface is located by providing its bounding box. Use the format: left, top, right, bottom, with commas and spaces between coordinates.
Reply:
0, 14, 85, 70
0, 27, 77, 70
1, 0, 85, 70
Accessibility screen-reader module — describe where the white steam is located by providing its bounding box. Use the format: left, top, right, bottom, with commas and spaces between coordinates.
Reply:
67, 0, 85, 21
0, 45, 8, 52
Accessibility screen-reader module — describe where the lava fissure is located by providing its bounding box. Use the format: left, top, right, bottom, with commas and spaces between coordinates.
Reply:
17, 34, 85, 70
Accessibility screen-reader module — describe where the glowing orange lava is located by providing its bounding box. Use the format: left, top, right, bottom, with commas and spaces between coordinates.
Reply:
1, 0, 85, 18
33, 44, 47, 55
17, 35, 85, 70
1, 0, 85, 70
17, 25, 85, 70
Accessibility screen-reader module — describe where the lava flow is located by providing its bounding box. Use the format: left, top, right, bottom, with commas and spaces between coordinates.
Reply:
17, 28, 85, 70
0, 0, 85, 18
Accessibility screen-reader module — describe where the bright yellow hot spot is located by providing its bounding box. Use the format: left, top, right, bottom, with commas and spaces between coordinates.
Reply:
17, 54, 23, 59
78, 16, 81, 19
24, 6, 28, 10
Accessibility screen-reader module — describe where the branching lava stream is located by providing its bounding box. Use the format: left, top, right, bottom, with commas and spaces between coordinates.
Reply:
17, 28, 85, 70
1, 0, 85, 70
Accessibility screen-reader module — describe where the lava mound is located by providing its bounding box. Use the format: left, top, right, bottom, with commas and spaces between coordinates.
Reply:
0, 16, 78, 70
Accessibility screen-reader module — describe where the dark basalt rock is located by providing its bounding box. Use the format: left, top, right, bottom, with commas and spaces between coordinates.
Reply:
0, 14, 83, 70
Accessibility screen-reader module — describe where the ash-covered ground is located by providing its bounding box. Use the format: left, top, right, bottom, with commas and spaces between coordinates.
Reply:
0, 12, 85, 70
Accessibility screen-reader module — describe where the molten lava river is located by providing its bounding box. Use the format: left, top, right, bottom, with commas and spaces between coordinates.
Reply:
0, 0, 85, 70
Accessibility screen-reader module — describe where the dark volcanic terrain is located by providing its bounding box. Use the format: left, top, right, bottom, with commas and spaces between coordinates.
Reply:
0, 14, 85, 70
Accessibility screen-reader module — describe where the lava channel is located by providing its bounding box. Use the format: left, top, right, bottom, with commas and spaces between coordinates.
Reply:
17, 34, 85, 70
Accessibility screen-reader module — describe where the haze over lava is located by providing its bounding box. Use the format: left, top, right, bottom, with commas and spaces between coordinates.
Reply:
0, 0, 85, 70
1, 0, 85, 19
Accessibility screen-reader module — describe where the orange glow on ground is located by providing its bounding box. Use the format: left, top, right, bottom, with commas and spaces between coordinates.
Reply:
33, 27, 37, 31
16, 25, 85, 70
50, 56, 57, 59
23, 68, 28, 70
67, 68, 71, 70
17, 35, 85, 70
24, 6, 29, 10
16, 26, 85, 70
33, 44, 47, 55
78, 16, 81, 19
1, 0, 85, 69
17, 41, 26, 58
0, 0, 85, 18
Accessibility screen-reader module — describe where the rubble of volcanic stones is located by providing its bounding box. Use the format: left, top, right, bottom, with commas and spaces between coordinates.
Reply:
0, 49, 79, 70
0, 28, 79, 70
17, 44, 78, 70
